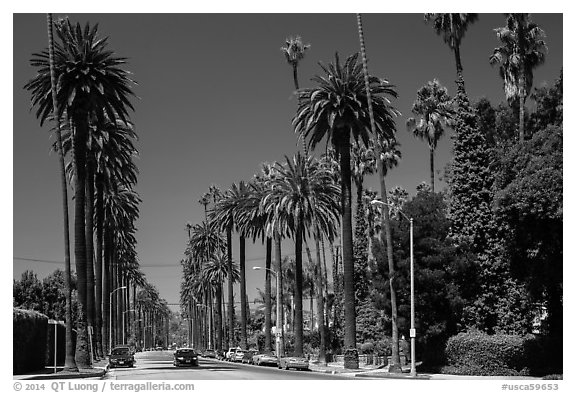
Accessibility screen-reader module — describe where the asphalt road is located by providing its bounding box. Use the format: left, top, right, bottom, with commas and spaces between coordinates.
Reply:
105, 350, 350, 380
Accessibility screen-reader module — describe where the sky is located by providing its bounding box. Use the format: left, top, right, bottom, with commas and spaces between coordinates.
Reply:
11, 12, 564, 315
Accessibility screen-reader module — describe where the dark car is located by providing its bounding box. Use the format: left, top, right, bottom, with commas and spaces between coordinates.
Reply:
173, 348, 199, 367
109, 346, 135, 368
203, 348, 217, 358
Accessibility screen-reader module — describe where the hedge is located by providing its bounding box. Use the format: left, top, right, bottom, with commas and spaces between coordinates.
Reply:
13, 308, 48, 374
443, 331, 542, 376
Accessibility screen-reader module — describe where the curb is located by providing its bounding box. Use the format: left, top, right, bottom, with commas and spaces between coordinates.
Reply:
15, 367, 108, 380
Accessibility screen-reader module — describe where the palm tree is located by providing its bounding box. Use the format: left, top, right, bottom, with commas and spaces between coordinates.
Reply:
210, 181, 251, 349
490, 13, 547, 142
281, 36, 311, 154
261, 153, 340, 356
424, 13, 478, 92
45, 13, 77, 372
202, 254, 240, 351
293, 51, 399, 354
406, 79, 454, 192
25, 18, 136, 367
281, 36, 311, 92
356, 13, 402, 372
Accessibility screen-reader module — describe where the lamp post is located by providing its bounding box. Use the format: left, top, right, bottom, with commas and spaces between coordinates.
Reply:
370, 199, 416, 377
253, 266, 283, 359
109, 286, 127, 353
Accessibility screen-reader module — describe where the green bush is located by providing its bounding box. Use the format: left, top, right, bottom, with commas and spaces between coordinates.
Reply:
13, 308, 48, 374
443, 331, 532, 376
374, 337, 392, 357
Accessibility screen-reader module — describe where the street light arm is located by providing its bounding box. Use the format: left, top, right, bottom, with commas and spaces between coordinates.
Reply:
370, 199, 411, 221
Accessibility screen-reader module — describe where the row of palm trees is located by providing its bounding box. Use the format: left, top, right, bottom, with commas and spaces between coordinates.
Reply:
179, 13, 548, 371
25, 15, 169, 371
26, 12, 547, 372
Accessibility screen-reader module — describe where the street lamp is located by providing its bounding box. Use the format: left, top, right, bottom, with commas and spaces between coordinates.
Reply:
253, 266, 283, 359
371, 199, 416, 377
109, 286, 127, 353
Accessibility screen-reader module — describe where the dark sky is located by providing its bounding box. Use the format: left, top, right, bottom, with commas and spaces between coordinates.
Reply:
12, 13, 563, 310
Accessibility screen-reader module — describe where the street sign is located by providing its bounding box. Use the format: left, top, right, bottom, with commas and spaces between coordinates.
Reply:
409, 328, 416, 338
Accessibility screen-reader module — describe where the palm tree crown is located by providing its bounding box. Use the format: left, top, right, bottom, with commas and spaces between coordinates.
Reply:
25, 18, 137, 127
293, 52, 399, 155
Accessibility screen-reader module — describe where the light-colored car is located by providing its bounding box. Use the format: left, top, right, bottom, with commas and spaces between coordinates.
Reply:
233, 349, 246, 362
226, 347, 241, 361
253, 352, 278, 366
278, 355, 309, 371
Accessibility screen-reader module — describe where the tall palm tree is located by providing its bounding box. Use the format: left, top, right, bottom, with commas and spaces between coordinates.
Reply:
25, 18, 136, 367
490, 13, 547, 142
281, 36, 311, 92
202, 254, 240, 351
424, 13, 478, 92
293, 51, 399, 354
356, 13, 402, 372
210, 181, 251, 349
261, 153, 340, 356
45, 13, 77, 372
281, 36, 311, 154
406, 79, 454, 192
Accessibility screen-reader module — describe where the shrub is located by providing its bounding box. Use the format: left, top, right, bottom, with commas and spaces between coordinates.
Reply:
443, 331, 533, 376
13, 308, 48, 374
374, 337, 392, 357
359, 341, 374, 354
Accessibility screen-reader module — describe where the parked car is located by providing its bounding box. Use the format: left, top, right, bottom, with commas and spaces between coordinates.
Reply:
109, 346, 135, 368
253, 352, 278, 367
216, 350, 226, 360
241, 350, 258, 364
278, 355, 309, 371
225, 347, 238, 361
232, 349, 246, 362
203, 349, 217, 358
173, 348, 199, 367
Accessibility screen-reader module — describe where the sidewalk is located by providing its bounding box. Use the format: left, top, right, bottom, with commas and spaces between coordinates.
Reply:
308, 362, 544, 380
13, 359, 108, 380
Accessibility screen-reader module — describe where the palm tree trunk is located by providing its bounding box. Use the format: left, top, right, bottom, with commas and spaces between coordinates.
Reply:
227, 225, 234, 348
95, 178, 104, 358
239, 235, 247, 349
378, 160, 402, 373
274, 234, 285, 356
519, 65, 526, 142
357, 13, 400, 371
315, 235, 326, 365
72, 112, 91, 368
339, 132, 356, 352
454, 44, 465, 93
85, 161, 97, 359
46, 13, 77, 372
264, 237, 273, 351
215, 282, 222, 351
294, 226, 304, 356
430, 147, 435, 193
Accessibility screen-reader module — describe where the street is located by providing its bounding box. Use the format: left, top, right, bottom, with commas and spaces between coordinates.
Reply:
105, 350, 351, 380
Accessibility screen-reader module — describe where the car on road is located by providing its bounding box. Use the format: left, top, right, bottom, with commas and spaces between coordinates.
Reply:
109, 346, 135, 368
173, 348, 199, 367
253, 352, 278, 367
232, 349, 246, 362
241, 350, 258, 364
225, 347, 237, 361
278, 355, 309, 371
202, 348, 217, 358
